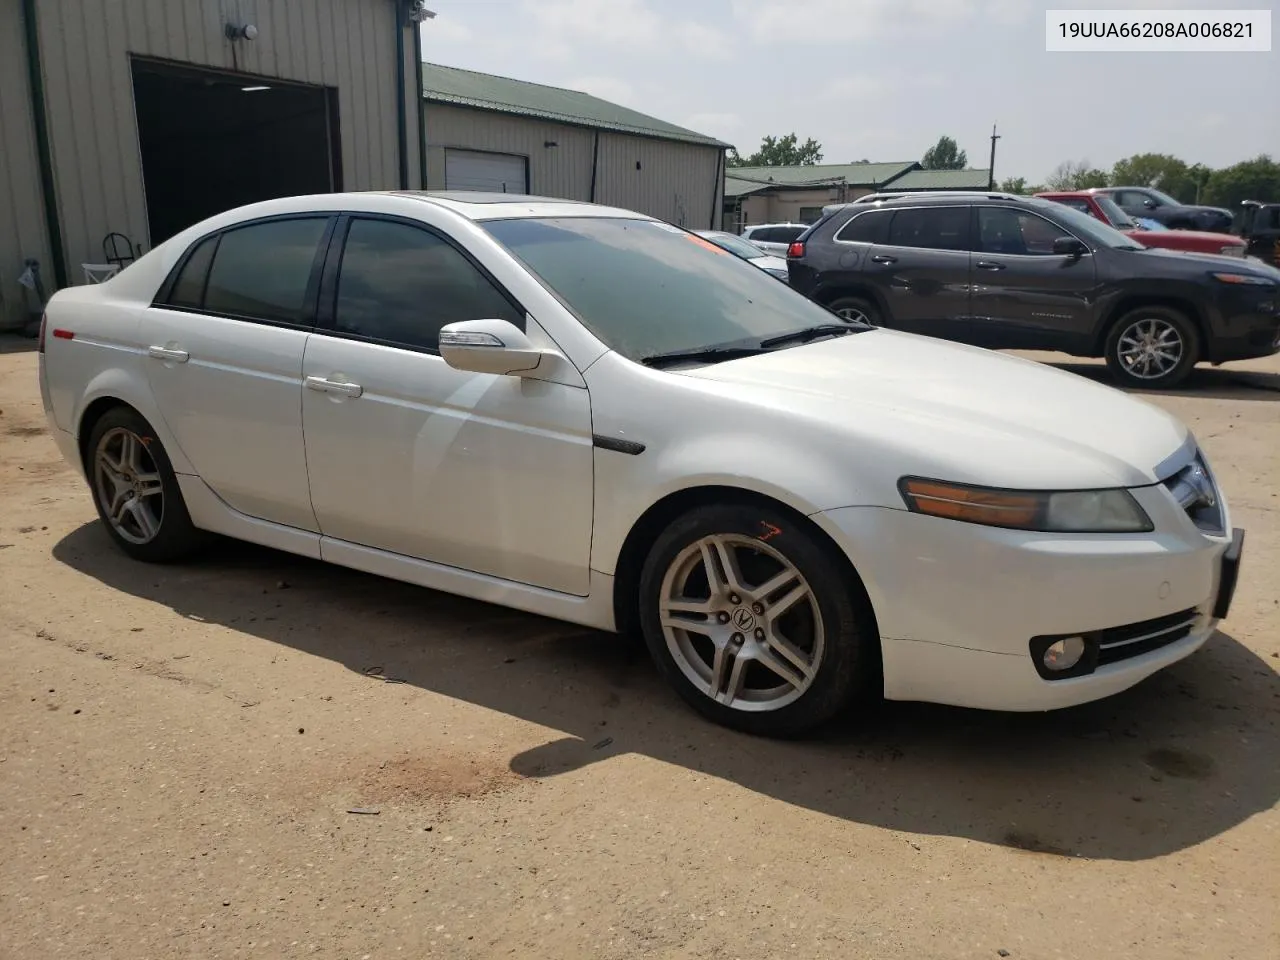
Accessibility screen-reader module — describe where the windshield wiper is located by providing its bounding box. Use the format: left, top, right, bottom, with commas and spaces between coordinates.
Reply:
640, 344, 767, 368
758, 323, 859, 349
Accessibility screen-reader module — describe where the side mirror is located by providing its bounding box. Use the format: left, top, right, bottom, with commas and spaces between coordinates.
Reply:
438, 318, 546, 376
1053, 236, 1088, 258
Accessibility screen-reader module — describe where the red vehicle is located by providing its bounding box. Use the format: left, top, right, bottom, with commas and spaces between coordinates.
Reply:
1036, 190, 1248, 258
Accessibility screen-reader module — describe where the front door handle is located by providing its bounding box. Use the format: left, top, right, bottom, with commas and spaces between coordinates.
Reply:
870, 254, 897, 264
147, 345, 189, 363
305, 375, 363, 398
975, 261, 1006, 271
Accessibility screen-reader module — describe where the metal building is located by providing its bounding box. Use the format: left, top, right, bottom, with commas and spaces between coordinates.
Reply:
2, 0, 427, 331
422, 63, 729, 233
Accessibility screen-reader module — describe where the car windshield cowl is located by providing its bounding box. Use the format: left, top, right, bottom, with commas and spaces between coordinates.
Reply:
640, 341, 768, 368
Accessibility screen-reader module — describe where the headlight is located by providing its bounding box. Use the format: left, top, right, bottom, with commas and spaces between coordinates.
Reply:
1211, 271, 1275, 286
1219, 245, 1245, 258
898, 478, 1153, 533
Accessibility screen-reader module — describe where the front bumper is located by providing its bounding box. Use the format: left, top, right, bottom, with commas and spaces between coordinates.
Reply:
815, 483, 1239, 712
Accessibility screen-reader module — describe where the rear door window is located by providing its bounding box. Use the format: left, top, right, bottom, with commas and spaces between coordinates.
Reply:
202, 217, 330, 324
835, 209, 891, 244
886, 207, 971, 251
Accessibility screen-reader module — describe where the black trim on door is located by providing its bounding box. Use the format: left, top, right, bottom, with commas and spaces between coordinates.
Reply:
309, 211, 530, 357
151, 213, 338, 332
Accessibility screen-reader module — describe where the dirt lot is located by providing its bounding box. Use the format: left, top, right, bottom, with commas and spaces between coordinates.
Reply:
1, 338, 1277, 960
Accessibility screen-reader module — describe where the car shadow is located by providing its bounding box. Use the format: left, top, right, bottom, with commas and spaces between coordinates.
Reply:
0, 333, 39, 355
1044, 358, 1280, 402
53, 523, 1280, 863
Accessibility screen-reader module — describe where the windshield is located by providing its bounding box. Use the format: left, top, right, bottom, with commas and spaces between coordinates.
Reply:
1095, 196, 1137, 228
1136, 217, 1168, 231
699, 232, 768, 261
483, 217, 853, 360
1027, 199, 1144, 250
1147, 188, 1180, 207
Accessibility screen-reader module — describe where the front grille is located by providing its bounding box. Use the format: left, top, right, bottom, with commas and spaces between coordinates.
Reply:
1094, 607, 1200, 667
1162, 453, 1225, 534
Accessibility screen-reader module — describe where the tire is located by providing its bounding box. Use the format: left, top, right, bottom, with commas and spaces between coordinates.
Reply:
85, 407, 204, 562
637, 503, 878, 738
827, 294, 884, 327
1103, 305, 1200, 390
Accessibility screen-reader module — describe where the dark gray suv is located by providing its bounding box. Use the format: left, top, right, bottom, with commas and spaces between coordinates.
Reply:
786, 194, 1280, 389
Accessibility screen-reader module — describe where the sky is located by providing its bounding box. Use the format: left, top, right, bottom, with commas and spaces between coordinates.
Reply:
418, 0, 1279, 184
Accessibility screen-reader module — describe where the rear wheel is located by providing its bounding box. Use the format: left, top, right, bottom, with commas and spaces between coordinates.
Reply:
87, 407, 204, 562
638, 504, 878, 737
1104, 306, 1199, 390
827, 295, 884, 327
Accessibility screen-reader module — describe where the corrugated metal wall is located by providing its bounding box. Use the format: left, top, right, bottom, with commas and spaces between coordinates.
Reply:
424, 104, 596, 201
424, 103, 724, 228
595, 132, 721, 229
0, 0, 54, 330
0, 0, 420, 327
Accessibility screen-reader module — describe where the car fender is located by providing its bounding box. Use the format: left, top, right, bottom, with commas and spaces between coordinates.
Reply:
75, 362, 194, 476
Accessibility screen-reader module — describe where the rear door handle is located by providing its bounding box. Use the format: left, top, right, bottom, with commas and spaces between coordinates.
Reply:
975, 261, 1005, 271
147, 345, 189, 363
305, 375, 363, 398
870, 254, 897, 264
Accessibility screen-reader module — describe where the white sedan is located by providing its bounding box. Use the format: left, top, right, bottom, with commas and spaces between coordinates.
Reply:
38, 191, 1244, 737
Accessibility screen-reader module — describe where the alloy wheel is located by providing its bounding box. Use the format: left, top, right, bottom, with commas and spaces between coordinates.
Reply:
1116, 316, 1184, 380
834, 305, 871, 325
658, 534, 824, 712
93, 427, 165, 544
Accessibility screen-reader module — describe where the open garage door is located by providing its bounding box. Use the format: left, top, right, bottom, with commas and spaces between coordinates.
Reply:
445, 149, 528, 194
131, 59, 340, 245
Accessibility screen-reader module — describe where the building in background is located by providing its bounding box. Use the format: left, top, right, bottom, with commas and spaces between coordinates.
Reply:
725, 163, 992, 230
1, 0, 427, 331
422, 63, 729, 232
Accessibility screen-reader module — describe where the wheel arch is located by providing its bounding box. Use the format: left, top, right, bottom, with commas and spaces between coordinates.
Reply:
610, 485, 880, 652
813, 282, 890, 319
72, 370, 192, 476
1091, 293, 1208, 356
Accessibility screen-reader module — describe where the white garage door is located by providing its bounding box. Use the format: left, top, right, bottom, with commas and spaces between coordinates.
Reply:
444, 150, 528, 194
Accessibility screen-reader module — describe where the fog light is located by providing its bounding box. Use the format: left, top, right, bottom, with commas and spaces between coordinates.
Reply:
1043, 636, 1086, 671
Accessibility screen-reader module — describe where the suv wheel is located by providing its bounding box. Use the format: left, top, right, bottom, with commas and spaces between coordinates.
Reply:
828, 295, 884, 327
1104, 306, 1199, 390
638, 503, 878, 737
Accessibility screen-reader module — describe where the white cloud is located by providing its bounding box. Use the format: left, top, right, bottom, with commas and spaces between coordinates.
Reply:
685, 112, 743, 137
520, 0, 730, 60
673, 21, 734, 61
421, 16, 472, 47
730, 0, 1028, 44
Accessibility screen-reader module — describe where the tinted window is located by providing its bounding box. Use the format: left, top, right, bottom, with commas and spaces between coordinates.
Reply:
835, 210, 890, 244
166, 235, 217, 308
887, 207, 969, 251
484, 217, 857, 361
751, 227, 780, 243
977, 207, 1072, 255
1054, 198, 1092, 215
203, 218, 328, 323
774, 226, 805, 243
334, 218, 523, 351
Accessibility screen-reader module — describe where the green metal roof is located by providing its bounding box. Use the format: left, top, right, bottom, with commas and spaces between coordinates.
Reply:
724, 161, 919, 197
886, 168, 992, 190
422, 63, 731, 149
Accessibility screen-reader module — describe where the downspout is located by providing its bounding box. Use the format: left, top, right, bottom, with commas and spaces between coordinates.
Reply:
21, 0, 67, 289
588, 130, 600, 202
394, 1, 410, 190
708, 148, 724, 229
413, 16, 427, 188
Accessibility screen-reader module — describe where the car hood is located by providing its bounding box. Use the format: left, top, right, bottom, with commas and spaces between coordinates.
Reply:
678, 330, 1191, 490
1129, 228, 1243, 247
750, 254, 789, 271
1135, 246, 1276, 273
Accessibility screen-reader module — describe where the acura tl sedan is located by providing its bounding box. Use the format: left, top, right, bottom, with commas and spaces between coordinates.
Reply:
38, 192, 1244, 737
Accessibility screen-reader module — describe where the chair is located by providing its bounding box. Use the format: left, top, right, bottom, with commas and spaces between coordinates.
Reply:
81, 263, 120, 284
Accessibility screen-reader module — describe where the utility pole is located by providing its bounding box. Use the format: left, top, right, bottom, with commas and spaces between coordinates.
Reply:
987, 123, 1000, 190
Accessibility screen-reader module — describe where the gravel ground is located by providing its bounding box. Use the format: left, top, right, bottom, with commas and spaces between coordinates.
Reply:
1, 337, 1277, 960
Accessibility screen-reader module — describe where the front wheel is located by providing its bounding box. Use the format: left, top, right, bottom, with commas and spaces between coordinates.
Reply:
637, 504, 878, 737
1104, 306, 1199, 390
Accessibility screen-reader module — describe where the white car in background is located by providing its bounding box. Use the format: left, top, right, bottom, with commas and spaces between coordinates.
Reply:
739, 222, 807, 256
38, 191, 1243, 737
695, 230, 790, 281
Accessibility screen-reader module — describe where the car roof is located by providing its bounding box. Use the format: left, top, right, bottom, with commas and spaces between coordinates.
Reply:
745, 222, 805, 228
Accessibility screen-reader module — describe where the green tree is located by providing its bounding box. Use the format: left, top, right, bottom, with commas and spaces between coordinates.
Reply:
1046, 160, 1109, 191
1202, 155, 1280, 209
999, 176, 1028, 194
921, 135, 968, 170
1110, 153, 1195, 201
727, 133, 823, 167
